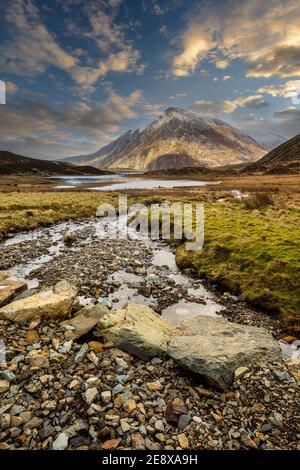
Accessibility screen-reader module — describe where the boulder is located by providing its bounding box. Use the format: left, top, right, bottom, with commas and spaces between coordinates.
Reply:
167, 316, 281, 390
0, 279, 27, 307
0, 281, 77, 323
60, 303, 109, 339
97, 302, 173, 360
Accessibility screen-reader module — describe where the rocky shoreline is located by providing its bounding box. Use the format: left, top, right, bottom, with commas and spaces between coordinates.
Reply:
0, 217, 299, 450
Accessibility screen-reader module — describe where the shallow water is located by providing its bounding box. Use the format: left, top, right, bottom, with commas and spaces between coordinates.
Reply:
89, 178, 218, 191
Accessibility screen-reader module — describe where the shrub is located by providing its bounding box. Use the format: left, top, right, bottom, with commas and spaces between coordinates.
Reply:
244, 192, 274, 210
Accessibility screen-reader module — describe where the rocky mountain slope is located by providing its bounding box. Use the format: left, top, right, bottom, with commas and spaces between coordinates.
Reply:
244, 133, 300, 174
0, 151, 106, 176
64, 108, 265, 171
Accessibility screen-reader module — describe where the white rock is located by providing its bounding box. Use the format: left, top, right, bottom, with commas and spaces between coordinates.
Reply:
52, 432, 69, 450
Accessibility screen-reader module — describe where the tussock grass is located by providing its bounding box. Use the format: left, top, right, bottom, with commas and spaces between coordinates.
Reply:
244, 192, 274, 210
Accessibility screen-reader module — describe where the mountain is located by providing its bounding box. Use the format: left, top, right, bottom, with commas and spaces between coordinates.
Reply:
0, 150, 107, 176
248, 132, 286, 151
64, 107, 265, 171
244, 133, 300, 174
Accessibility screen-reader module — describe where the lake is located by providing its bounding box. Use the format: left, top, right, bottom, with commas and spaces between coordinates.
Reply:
50, 175, 218, 191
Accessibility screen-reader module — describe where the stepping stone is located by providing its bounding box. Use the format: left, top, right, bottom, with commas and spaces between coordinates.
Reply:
0, 280, 27, 307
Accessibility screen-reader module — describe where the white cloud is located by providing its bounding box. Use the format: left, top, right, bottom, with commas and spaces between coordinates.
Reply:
171, 0, 300, 78
216, 59, 230, 70
0, 0, 145, 91
191, 95, 269, 115
258, 80, 300, 98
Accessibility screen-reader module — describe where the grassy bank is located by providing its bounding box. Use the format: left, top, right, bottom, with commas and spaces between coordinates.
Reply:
175, 198, 300, 333
0, 192, 119, 241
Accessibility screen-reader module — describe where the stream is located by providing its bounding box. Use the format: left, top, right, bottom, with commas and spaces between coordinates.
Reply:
1, 215, 299, 361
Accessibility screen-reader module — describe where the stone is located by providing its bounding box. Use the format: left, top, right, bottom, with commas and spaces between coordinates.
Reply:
97, 302, 172, 360
101, 438, 121, 450
88, 341, 104, 353
24, 417, 43, 429
101, 391, 112, 404
0, 279, 27, 308
146, 381, 163, 391
53, 432, 69, 450
10, 416, 23, 428
74, 343, 89, 363
112, 384, 124, 395
84, 387, 98, 404
177, 433, 189, 449
115, 357, 129, 370
29, 353, 49, 369
123, 399, 137, 414
178, 414, 191, 429
234, 367, 249, 380
281, 336, 296, 344
0, 370, 15, 382
167, 316, 281, 391
0, 414, 11, 430
154, 419, 164, 432
120, 419, 131, 433
0, 281, 77, 322
165, 399, 187, 425
131, 432, 145, 450
26, 329, 40, 345
242, 434, 258, 449
0, 380, 10, 393
60, 304, 109, 339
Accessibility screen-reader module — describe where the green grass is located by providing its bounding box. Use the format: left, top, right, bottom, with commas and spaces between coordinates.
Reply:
0, 192, 119, 240
175, 201, 300, 333
0, 191, 299, 333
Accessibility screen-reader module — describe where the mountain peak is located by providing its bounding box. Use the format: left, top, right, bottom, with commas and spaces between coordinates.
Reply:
64, 107, 265, 171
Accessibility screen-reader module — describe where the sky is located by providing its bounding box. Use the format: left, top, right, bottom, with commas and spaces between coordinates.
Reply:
0, 0, 300, 159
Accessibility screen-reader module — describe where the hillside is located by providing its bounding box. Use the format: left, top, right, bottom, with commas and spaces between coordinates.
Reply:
0, 151, 108, 176
64, 107, 265, 171
244, 133, 300, 174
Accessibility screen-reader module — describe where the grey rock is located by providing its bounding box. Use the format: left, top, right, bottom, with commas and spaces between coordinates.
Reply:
167, 316, 281, 390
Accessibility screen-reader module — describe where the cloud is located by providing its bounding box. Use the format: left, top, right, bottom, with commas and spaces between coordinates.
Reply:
216, 59, 230, 70
0, 88, 143, 158
171, 0, 300, 78
0, 0, 144, 91
191, 95, 269, 115
231, 107, 300, 140
170, 92, 187, 100
258, 80, 300, 98
172, 26, 212, 77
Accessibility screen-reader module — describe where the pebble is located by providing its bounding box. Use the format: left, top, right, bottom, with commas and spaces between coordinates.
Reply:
84, 387, 98, 404
74, 343, 89, 363
101, 391, 112, 404
53, 432, 69, 450
177, 433, 189, 449
0, 380, 10, 393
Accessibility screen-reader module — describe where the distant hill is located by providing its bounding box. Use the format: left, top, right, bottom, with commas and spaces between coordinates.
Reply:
0, 151, 109, 176
63, 107, 265, 171
244, 133, 300, 174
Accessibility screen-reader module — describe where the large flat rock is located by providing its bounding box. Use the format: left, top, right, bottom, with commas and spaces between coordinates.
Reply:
60, 303, 109, 339
0, 281, 76, 322
0, 279, 27, 307
167, 316, 281, 390
97, 302, 173, 360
